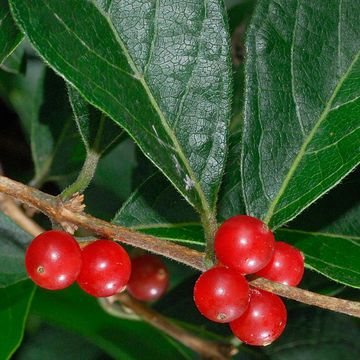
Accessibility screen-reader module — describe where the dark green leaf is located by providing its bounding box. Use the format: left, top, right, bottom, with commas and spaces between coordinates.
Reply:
31, 286, 193, 360
15, 323, 111, 360
84, 138, 137, 220
290, 169, 360, 237
0, 40, 25, 74
30, 69, 85, 187
0, 212, 31, 286
67, 86, 123, 155
218, 129, 245, 221
10, 0, 232, 221
276, 228, 360, 288
0, 0, 23, 64
264, 307, 360, 360
0, 59, 44, 139
242, 0, 360, 229
0, 213, 35, 359
0, 281, 35, 360
113, 173, 204, 246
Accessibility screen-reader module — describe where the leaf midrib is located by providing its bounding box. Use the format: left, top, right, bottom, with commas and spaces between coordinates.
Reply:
264, 49, 360, 226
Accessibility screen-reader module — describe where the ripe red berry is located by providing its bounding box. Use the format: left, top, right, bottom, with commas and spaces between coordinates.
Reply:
127, 254, 169, 302
230, 288, 287, 346
193, 266, 250, 323
77, 240, 131, 297
215, 215, 275, 274
256, 241, 304, 286
25, 230, 82, 290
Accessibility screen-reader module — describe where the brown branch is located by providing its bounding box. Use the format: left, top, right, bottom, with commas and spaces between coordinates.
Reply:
0, 175, 359, 319
114, 293, 237, 360
0, 193, 43, 236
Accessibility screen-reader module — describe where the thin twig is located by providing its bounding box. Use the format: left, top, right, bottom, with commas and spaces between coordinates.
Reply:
0, 175, 359, 318
114, 293, 237, 360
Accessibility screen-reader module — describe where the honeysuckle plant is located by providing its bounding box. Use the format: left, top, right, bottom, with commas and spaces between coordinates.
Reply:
0, 0, 359, 359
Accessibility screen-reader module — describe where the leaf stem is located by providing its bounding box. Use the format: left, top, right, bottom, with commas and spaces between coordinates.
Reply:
60, 150, 100, 200
0, 175, 359, 318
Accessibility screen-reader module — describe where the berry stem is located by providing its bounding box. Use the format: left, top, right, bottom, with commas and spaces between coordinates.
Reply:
60, 150, 100, 200
0, 174, 359, 318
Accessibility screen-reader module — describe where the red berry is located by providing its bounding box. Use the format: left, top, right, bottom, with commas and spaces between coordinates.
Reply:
77, 240, 131, 297
230, 288, 287, 346
256, 242, 304, 286
127, 254, 169, 302
215, 215, 275, 274
25, 230, 82, 290
193, 266, 250, 323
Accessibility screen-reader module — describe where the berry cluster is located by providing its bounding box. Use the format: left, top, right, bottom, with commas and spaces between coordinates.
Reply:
25, 230, 169, 300
194, 215, 304, 346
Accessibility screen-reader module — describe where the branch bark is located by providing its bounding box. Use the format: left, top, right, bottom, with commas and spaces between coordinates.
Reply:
0, 175, 359, 318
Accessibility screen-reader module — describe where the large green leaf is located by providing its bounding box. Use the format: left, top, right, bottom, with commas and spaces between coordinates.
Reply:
67, 86, 123, 155
113, 172, 204, 246
0, 212, 31, 286
0, 0, 22, 64
31, 286, 193, 360
30, 69, 85, 186
264, 307, 360, 360
0, 281, 35, 360
242, 0, 360, 229
10, 0, 232, 222
0, 213, 35, 359
217, 128, 245, 221
276, 228, 360, 288
15, 324, 111, 360
290, 169, 360, 237
0, 59, 43, 140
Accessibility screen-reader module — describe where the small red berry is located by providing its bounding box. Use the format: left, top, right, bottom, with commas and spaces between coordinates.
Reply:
193, 266, 250, 323
215, 215, 275, 274
25, 230, 82, 290
256, 242, 304, 286
77, 240, 131, 297
127, 254, 169, 302
230, 288, 287, 346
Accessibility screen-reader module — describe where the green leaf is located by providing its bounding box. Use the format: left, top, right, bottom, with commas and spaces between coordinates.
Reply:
290, 169, 360, 237
0, 59, 44, 140
217, 129, 245, 221
113, 173, 204, 246
84, 138, 137, 220
242, 0, 360, 229
10, 0, 232, 222
0, 212, 31, 286
0, 0, 23, 64
30, 69, 85, 187
15, 323, 111, 360
264, 307, 360, 360
0, 40, 25, 74
0, 281, 35, 360
0, 213, 35, 359
276, 228, 360, 288
31, 286, 193, 360
67, 86, 123, 155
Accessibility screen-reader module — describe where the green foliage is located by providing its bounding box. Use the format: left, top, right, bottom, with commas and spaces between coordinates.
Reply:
242, 0, 360, 229
0, 0, 22, 64
0, 213, 35, 359
10, 0, 232, 222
